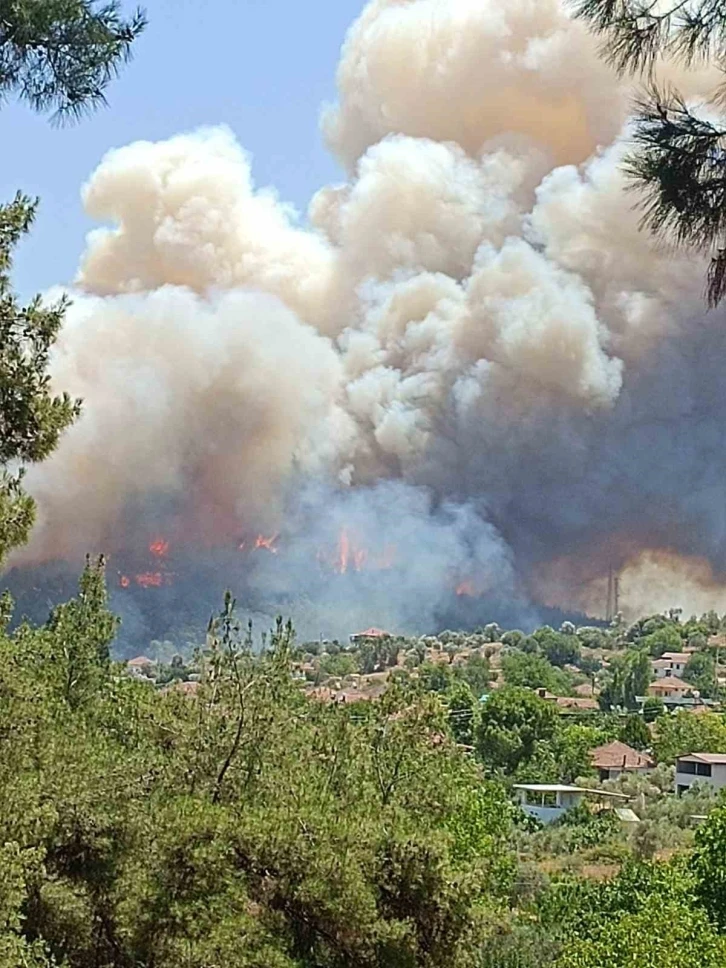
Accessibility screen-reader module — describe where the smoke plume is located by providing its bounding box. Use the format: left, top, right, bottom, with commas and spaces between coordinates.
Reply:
7, 0, 726, 644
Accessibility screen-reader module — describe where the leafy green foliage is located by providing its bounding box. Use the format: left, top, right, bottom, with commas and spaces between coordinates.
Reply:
532, 627, 581, 668
619, 714, 651, 750
684, 650, 719, 697
691, 800, 726, 929
549, 860, 726, 967
0, 582, 516, 967
599, 649, 652, 711
454, 653, 490, 697
0, 195, 81, 565
652, 710, 726, 763
552, 723, 613, 783
501, 651, 573, 695
556, 893, 726, 967
476, 687, 559, 775
319, 650, 360, 677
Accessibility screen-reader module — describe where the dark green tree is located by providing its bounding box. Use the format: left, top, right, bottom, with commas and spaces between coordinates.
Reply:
446, 680, 478, 747
684, 650, 719, 698
501, 651, 572, 695
599, 649, 652, 711
0, 2, 144, 567
476, 687, 559, 774
0, 196, 81, 565
619, 713, 650, 751
652, 709, 726, 763
453, 652, 490, 697
573, 0, 726, 305
533, 627, 581, 668
692, 801, 726, 929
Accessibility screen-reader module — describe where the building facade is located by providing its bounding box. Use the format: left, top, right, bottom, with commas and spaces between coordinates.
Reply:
675, 753, 726, 795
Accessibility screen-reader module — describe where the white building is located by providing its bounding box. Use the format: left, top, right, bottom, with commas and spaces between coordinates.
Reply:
653, 651, 692, 679
676, 753, 726, 795
513, 784, 630, 825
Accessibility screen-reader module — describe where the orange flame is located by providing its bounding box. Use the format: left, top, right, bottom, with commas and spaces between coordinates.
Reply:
338, 528, 351, 573
254, 533, 279, 554
119, 575, 130, 589
456, 580, 476, 598
318, 528, 397, 575
135, 572, 165, 588
149, 537, 169, 558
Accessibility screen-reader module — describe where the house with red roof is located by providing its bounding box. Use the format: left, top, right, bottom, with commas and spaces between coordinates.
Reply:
349, 627, 393, 643
589, 740, 654, 781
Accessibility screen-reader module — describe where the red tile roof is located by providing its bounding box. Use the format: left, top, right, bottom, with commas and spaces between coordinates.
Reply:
648, 676, 691, 692
556, 696, 599, 710
589, 740, 654, 771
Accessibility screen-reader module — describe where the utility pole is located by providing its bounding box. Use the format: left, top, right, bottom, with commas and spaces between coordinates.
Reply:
606, 565, 613, 623
614, 573, 620, 620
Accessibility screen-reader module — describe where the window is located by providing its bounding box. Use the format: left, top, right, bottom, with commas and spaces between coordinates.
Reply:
677, 784, 689, 796
696, 763, 713, 777
677, 761, 697, 775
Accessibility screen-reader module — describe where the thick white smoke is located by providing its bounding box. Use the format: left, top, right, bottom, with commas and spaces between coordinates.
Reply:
9, 0, 726, 636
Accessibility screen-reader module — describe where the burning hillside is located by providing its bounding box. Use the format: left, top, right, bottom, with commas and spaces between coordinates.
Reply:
6, 0, 726, 644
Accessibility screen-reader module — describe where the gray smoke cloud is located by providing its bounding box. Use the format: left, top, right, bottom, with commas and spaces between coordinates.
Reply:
8, 0, 726, 638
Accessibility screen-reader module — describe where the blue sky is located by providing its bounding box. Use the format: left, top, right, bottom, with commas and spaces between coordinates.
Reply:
1, 0, 363, 297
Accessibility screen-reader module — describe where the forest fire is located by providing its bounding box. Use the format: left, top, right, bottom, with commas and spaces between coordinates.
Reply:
134, 572, 167, 589
254, 533, 279, 553
149, 538, 169, 558
316, 528, 397, 575
117, 536, 175, 590
456, 580, 476, 598
238, 533, 279, 554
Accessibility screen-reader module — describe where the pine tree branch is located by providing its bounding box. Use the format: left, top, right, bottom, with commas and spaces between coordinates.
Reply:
571, 0, 726, 75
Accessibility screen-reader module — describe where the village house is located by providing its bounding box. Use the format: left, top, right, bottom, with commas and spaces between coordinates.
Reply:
533, 688, 598, 712
513, 784, 631, 825
555, 696, 599, 712
589, 740, 654, 781
126, 656, 156, 678
653, 651, 693, 679
675, 753, 726, 795
647, 676, 693, 701
349, 627, 392, 645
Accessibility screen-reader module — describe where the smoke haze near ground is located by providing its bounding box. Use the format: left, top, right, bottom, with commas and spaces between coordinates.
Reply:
7, 0, 726, 643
